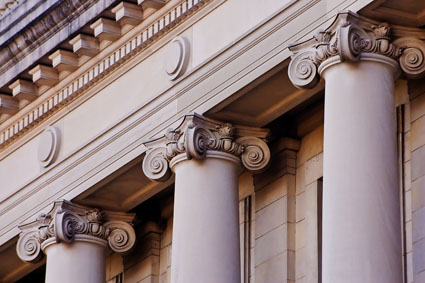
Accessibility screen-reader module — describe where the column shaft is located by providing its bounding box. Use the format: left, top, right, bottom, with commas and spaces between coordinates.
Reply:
44, 237, 107, 283
321, 54, 403, 282
170, 151, 241, 283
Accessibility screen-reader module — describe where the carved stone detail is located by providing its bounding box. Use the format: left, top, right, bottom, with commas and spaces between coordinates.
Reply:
38, 126, 61, 168
142, 113, 270, 182
0, 0, 100, 86
16, 200, 136, 263
165, 36, 190, 80
288, 11, 425, 89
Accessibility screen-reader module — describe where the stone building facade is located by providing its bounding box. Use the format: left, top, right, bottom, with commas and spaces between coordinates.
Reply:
0, 0, 424, 282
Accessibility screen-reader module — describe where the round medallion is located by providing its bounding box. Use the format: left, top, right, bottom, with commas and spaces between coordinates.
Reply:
165, 36, 190, 80
38, 126, 60, 167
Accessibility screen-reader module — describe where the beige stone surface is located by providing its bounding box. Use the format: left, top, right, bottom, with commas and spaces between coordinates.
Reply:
296, 125, 323, 167
304, 153, 323, 185
405, 130, 412, 162
106, 253, 124, 280
413, 238, 425, 277
407, 220, 413, 253
255, 196, 287, 239
296, 164, 306, 195
406, 189, 413, 222
407, 251, 414, 283
192, 0, 293, 67
411, 115, 425, 151
405, 102, 412, 133
124, 255, 160, 283
61, 46, 174, 157
296, 191, 306, 223
255, 175, 288, 211
406, 159, 413, 191
411, 92, 425, 122
412, 145, 425, 181
413, 207, 425, 243
413, 175, 425, 211
0, 134, 40, 202
160, 218, 173, 249
255, 225, 287, 267
159, 245, 171, 275
239, 172, 254, 200
395, 79, 409, 106
255, 252, 287, 283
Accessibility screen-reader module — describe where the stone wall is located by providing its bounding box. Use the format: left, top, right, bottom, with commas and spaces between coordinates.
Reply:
295, 125, 323, 283
408, 78, 425, 283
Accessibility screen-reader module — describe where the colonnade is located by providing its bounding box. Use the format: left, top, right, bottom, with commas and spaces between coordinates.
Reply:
16, 10, 425, 283
287, 11, 425, 282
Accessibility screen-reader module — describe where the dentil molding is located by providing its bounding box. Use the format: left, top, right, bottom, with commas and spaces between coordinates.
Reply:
288, 10, 425, 89
142, 113, 271, 182
16, 200, 136, 263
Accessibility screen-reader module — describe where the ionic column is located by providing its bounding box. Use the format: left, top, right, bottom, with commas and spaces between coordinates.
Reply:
288, 11, 425, 283
142, 114, 270, 283
17, 200, 136, 283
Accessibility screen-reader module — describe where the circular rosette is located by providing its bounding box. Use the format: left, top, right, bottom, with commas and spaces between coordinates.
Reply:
16, 231, 43, 263
288, 50, 319, 89
338, 25, 364, 62
104, 221, 136, 254
142, 147, 172, 182
236, 137, 270, 173
394, 37, 425, 79
184, 125, 212, 160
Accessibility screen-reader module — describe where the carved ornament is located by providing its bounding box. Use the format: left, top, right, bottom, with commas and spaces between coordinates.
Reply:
38, 126, 60, 168
288, 11, 425, 89
165, 36, 190, 80
16, 200, 136, 263
142, 113, 271, 181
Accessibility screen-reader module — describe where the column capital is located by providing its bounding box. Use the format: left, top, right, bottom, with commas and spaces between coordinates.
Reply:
288, 10, 425, 89
142, 113, 271, 181
16, 200, 136, 263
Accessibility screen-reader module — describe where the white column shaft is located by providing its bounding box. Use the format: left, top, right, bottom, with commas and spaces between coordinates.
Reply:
171, 151, 241, 283
44, 238, 106, 283
321, 55, 403, 282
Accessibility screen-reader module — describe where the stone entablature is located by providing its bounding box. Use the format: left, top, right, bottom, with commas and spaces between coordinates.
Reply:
0, 0, 114, 87
0, 0, 210, 150
0, 0, 19, 19
16, 200, 136, 263
142, 113, 271, 181
288, 10, 425, 89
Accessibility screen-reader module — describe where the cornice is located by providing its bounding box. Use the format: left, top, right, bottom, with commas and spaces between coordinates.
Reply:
0, 0, 211, 150
0, 0, 21, 21
142, 113, 271, 181
288, 10, 425, 89
16, 200, 136, 263
0, 0, 107, 85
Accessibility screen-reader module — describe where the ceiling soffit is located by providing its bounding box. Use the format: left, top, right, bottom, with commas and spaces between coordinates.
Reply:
359, 0, 425, 27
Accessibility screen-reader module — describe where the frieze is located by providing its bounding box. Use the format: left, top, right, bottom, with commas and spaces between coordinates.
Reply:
0, 0, 211, 150
0, 0, 100, 80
